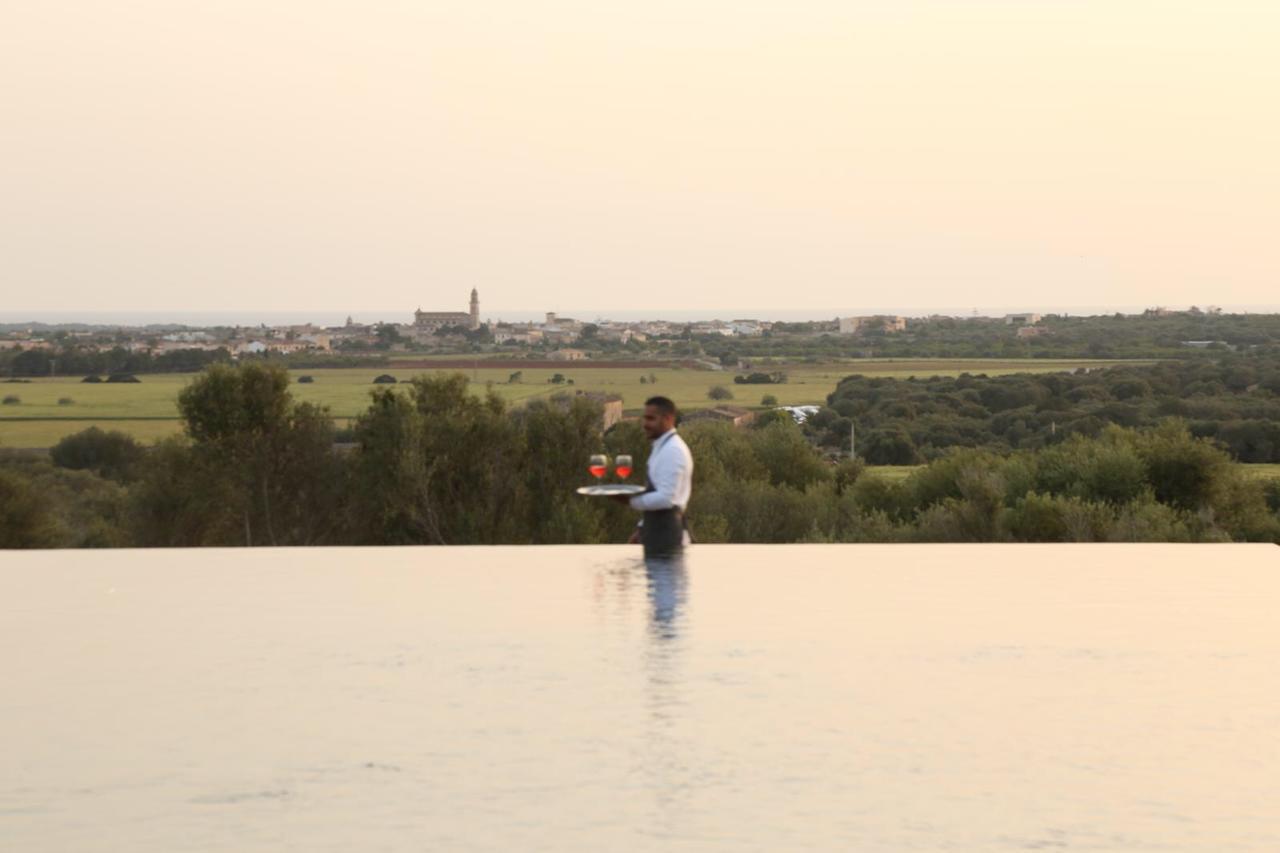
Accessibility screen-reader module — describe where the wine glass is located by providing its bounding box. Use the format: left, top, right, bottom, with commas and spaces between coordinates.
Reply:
614, 454, 633, 479
588, 454, 608, 480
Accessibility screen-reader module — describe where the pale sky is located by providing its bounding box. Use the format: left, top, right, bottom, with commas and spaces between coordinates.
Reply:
2, 1, 1278, 320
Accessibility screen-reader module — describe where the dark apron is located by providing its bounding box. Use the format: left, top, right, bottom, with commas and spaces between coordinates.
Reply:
640, 474, 689, 557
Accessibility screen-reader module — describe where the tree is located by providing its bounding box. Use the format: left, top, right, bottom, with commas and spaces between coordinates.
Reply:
375, 323, 404, 346
347, 373, 607, 544
10, 349, 52, 376
137, 362, 344, 546
761, 394, 778, 407
707, 385, 734, 401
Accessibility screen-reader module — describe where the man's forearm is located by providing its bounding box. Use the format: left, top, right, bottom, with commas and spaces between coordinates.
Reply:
629, 491, 673, 511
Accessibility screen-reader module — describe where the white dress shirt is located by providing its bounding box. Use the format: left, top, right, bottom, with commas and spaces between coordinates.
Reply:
629, 429, 693, 512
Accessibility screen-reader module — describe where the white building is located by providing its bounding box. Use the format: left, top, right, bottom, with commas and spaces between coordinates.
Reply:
778, 405, 821, 424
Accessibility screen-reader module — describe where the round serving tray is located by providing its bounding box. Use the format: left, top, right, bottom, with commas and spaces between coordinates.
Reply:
576, 484, 646, 497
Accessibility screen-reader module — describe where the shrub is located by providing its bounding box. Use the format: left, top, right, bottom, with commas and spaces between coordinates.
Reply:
707, 385, 734, 401
1264, 479, 1280, 514
748, 420, 829, 490
861, 425, 922, 465
905, 448, 1002, 511
761, 394, 778, 407
1077, 442, 1148, 504
57, 397, 74, 406
1209, 475, 1280, 542
751, 409, 795, 430
1, 395, 19, 405
372, 374, 398, 384
1001, 493, 1108, 542
1109, 378, 1152, 400
912, 497, 1001, 542
832, 457, 865, 495
1135, 422, 1232, 512
82, 375, 103, 383
50, 427, 146, 482
682, 421, 769, 485
688, 513, 730, 543
297, 375, 315, 384
0, 469, 62, 547
1108, 498, 1195, 542
733, 371, 787, 385
694, 479, 825, 542
849, 474, 910, 520
838, 508, 908, 543
105, 373, 140, 383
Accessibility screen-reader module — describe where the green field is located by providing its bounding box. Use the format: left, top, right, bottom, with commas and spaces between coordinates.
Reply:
861, 464, 1280, 482
0, 358, 1147, 448
864, 465, 923, 482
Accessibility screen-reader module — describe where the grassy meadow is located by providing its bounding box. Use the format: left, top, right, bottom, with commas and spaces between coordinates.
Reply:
0, 357, 1150, 448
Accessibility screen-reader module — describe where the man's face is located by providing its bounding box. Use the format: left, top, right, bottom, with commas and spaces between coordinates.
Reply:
641, 405, 673, 440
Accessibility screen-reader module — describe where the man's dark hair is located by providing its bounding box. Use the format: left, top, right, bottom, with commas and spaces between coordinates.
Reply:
644, 396, 677, 418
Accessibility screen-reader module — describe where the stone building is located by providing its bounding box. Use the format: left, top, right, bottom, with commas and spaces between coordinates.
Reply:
552, 392, 624, 432
414, 289, 480, 332
683, 405, 756, 428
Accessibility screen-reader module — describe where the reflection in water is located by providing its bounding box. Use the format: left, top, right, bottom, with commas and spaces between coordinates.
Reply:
643, 554, 688, 643
639, 554, 691, 837
591, 553, 694, 836
11, 545, 1278, 850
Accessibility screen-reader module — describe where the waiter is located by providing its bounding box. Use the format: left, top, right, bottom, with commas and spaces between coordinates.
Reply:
614, 396, 693, 556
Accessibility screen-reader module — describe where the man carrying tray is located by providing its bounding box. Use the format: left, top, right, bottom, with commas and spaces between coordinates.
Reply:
613, 396, 693, 556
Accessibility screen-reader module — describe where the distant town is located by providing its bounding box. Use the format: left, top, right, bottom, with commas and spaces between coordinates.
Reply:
0, 290, 1248, 365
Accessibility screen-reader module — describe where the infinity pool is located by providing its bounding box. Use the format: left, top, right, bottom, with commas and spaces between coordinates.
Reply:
2, 545, 1277, 851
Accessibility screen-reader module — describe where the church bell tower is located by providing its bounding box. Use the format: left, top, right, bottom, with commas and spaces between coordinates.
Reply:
469, 288, 480, 330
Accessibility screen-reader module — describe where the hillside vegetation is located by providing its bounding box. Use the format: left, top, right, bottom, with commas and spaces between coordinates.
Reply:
3, 363, 1277, 548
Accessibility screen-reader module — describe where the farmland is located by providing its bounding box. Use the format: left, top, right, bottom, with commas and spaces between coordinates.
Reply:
0, 358, 1144, 448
